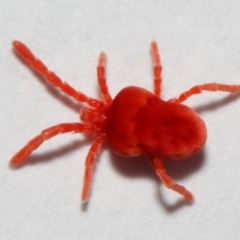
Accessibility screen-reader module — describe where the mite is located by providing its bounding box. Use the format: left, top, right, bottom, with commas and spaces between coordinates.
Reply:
10, 41, 240, 202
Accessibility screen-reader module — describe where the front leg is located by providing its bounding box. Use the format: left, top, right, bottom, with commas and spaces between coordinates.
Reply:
12, 41, 103, 108
9, 123, 96, 167
81, 134, 106, 202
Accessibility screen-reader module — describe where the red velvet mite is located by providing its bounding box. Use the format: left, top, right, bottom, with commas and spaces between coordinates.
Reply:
10, 41, 240, 203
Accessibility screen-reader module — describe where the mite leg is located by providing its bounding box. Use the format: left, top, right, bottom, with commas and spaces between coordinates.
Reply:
148, 156, 193, 201
12, 41, 103, 108
9, 123, 96, 167
151, 41, 162, 97
81, 134, 106, 202
97, 52, 112, 106
168, 83, 240, 104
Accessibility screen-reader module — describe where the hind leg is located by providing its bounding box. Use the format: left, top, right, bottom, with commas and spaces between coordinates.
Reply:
151, 41, 163, 97
148, 156, 193, 201
168, 83, 240, 103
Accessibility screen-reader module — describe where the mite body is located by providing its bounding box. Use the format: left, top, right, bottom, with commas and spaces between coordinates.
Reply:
10, 41, 240, 203
108, 86, 206, 159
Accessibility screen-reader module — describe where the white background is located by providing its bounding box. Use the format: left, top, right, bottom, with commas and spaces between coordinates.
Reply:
1, 1, 240, 239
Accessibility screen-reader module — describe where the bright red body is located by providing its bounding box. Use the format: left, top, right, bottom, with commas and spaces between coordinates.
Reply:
108, 86, 207, 159
10, 41, 240, 204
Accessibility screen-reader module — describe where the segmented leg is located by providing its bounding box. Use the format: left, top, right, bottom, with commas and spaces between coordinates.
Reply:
97, 52, 112, 106
148, 156, 193, 201
12, 41, 103, 108
81, 134, 106, 202
151, 41, 162, 97
9, 123, 96, 167
168, 83, 240, 103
